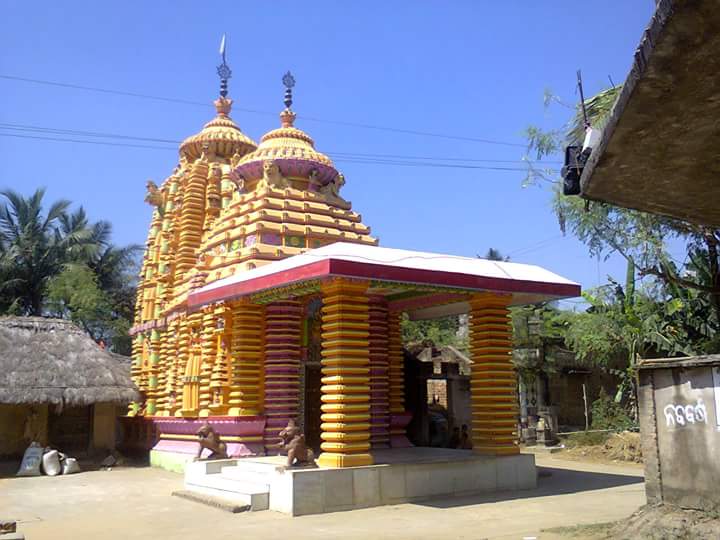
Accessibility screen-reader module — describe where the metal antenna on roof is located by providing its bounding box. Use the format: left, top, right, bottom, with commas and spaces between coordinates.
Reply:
577, 70, 589, 128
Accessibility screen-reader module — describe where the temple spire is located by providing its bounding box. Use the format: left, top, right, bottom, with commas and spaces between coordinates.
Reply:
217, 34, 232, 98
280, 71, 296, 128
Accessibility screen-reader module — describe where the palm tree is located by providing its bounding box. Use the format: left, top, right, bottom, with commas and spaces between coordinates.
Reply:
0, 188, 102, 315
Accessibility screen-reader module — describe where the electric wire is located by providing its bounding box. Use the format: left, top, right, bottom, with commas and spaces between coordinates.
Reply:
0, 121, 561, 164
1, 74, 527, 147
0, 132, 552, 172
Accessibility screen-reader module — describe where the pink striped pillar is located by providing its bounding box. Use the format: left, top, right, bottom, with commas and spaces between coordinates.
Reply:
263, 300, 302, 452
369, 296, 390, 449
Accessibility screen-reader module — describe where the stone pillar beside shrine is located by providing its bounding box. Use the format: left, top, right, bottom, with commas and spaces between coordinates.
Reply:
318, 279, 373, 468
263, 300, 302, 452
388, 311, 412, 447
468, 293, 519, 455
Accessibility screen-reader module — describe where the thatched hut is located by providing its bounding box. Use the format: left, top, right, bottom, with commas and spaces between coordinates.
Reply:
0, 317, 139, 457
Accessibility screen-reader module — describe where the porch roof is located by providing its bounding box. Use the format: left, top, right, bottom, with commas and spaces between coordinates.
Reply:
188, 242, 580, 316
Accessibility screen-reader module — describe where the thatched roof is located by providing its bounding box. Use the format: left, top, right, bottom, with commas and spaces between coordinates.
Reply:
0, 317, 139, 407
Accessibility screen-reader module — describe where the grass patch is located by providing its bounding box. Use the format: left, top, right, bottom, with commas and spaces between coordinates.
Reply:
560, 431, 611, 448
543, 521, 615, 538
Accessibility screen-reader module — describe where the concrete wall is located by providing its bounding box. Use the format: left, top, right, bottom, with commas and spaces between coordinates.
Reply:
639, 365, 720, 511
0, 404, 48, 457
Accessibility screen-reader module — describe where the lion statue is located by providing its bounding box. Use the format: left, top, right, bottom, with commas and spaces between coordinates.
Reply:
196, 422, 228, 460
144, 180, 165, 216
278, 418, 315, 467
257, 160, 289, 190
318, 173, 346, 203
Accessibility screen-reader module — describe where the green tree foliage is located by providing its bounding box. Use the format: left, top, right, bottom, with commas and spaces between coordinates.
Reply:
401, 314, 464, 350
589, 389, 635, 431
47, 263, 109, 330
0, 188, 139, 353
524, 86, 720, 358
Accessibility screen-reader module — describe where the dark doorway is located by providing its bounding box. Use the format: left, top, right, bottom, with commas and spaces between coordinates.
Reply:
49, 405, 92, 453
304, 364, 322, 452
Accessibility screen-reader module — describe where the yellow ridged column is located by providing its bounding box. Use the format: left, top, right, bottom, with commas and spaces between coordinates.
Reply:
128, 334, 144, 415
180, 313, 203, 416
469, 293, 519, 455
387, 311, 404, 422
175, 158, 208, 280
155, 329, 169, 413
318, 279, 373, 468
228, 300, 265, 416
198, 307, 216, 417
209, 304, 231, 415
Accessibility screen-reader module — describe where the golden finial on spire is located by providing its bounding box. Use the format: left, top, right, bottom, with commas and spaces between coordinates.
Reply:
280, 71, 297, 128
217, 34, 232, 98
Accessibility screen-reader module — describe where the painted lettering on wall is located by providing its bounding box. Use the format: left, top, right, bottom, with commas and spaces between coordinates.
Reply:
663, 399, 708, 427
713, 366, 720, 428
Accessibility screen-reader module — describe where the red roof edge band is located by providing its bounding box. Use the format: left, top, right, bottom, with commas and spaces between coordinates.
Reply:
187, 257, 581, 310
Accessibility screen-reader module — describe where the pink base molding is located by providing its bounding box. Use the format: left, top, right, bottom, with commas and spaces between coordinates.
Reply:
152, 439, 263, 457
150, 415, 266, 458
390, 412, 414, 448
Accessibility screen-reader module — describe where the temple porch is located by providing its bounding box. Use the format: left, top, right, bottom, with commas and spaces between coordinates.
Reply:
143, 242, 578, 479
182, 447, 536, 515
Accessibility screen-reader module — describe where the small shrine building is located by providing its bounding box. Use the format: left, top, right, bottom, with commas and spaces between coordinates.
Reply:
129, 62, 580, 470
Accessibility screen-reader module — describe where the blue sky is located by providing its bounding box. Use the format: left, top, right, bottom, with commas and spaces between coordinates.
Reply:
1, 1, 659, 307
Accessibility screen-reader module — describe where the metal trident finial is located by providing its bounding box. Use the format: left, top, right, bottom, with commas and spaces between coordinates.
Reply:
217, 34, 232, 98
283, 71, 295, 110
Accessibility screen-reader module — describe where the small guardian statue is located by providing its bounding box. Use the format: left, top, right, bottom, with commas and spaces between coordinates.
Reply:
144, 180, 165, 216
318, 173, 346, 203
278, 419, 315, 467
257, 160, 289, 190
196, 422, 228, 460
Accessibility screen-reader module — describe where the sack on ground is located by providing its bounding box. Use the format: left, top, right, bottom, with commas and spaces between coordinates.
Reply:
16, 442, 44, 477
62, 457, 81, 475
42, 449, 62, 476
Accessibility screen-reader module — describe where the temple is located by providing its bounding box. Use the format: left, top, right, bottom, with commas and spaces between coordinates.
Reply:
128, 51, 580, 476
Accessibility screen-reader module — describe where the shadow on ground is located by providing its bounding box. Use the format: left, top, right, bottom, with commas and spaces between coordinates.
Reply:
417, 465, 643, 509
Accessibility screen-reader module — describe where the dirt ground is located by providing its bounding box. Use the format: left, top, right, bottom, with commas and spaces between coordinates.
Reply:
0, 453, 644, 540
553, 432, 643, 466
547, 504, 720, 540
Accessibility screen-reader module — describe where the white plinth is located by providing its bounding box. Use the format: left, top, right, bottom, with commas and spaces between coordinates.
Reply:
184, 448, 536, 516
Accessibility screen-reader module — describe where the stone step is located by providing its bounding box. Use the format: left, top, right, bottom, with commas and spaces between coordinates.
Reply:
172, 490, 250, 513
228, 459, 286, 474
184, 473, 269, 511
221, 466, 275, 485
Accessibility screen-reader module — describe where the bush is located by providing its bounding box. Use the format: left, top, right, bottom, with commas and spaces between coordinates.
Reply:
590, 389, 635, 431
561, 431, 610, 448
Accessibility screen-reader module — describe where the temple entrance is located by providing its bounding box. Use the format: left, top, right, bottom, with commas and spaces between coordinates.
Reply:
303, 364, 322, 452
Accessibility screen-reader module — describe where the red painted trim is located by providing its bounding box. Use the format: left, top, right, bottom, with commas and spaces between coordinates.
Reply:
188, 259, 331, 308
326, 259, 581, 299
187, 257, 581, 309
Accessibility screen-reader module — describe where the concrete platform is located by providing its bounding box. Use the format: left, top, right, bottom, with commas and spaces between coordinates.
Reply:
184, 447, 536, 516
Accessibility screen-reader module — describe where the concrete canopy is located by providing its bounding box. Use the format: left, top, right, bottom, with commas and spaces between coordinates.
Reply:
188, 242, 580, 318
580, 0, 720, 228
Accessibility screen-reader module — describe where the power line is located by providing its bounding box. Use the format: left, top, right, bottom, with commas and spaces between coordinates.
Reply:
0, 121, 557, 167
507, 234, 565, 257
0, 132, 177, 151
1, 74, 527, 148
0, 132, 552, 172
